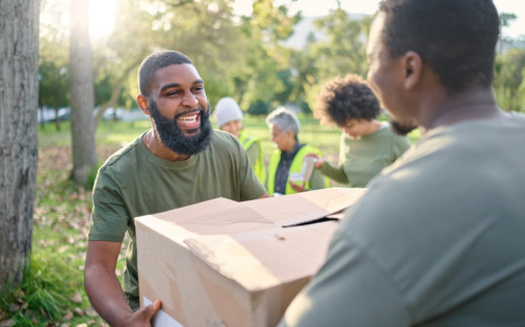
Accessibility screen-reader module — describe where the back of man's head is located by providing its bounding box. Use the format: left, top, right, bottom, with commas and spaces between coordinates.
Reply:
379, 0, 500, 94
138, 50, 193, 97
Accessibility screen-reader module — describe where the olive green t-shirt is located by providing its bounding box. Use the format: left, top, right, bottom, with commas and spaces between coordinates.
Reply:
279, 114, 525, 326
88, 130, 266, 310
320, 124, 411, 187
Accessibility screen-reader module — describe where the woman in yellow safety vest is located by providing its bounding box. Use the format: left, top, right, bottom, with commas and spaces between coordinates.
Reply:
265, 107, 329, 196
214, 97, 266, 185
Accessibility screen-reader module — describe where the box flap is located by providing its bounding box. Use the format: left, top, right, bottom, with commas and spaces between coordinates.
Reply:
243, 187, 366, 226
184, 221, 339, 291
144, 197, 275, 235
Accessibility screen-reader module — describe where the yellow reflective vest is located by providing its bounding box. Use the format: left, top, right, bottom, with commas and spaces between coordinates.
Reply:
238, 132, 266, 185
266, 144, 329, 196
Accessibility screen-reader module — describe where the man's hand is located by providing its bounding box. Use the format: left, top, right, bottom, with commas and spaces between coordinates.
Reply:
304, 153, 324, 169
123, 299, 162, 327
289, 181, 307, 193
84, 240, 161, 327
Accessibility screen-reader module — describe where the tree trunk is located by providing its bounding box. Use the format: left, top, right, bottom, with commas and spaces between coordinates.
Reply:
69, 0, 97, 184
0, 0, 40, 293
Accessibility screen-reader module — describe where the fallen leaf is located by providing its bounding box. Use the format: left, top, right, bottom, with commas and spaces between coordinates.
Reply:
1, 319, 13, 327
9, 303, 20, 312
85, 306, 97, 317
63, 310, 74, 321
73, 307, 84, 316
71, 292, 82, 304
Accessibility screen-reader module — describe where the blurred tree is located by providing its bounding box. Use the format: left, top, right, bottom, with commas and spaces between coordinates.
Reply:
300, 9, 372, 110
39, 0, 70, 130
248, 100, 271, 116
92, 0, 252, 117
0, 0, 40, 293
498, 12, 517, 55
38, 50, 69, 130
69, 0, 97, 184
494, 48, 525, 112
229, 0, 300, 113
37, 0, 380, 125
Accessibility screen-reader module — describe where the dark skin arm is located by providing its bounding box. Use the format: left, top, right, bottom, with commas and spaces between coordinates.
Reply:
84, 240, 161, 327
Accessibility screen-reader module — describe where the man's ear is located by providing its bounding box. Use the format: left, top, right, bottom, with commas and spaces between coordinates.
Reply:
137, 94, 150, 115
403, 51, 423, 90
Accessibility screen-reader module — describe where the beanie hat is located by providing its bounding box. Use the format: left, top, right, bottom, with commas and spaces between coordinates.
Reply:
214, 97, 243, 127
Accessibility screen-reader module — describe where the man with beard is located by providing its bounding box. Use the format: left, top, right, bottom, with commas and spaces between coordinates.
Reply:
84, 50, 268, 326
278, 0, 525, 326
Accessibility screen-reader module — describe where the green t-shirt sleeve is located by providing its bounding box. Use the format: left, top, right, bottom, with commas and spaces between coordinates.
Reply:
393, 136, 411, 160
319, 161, 349, 184
278, 232, 411, 327
88, 166, 130, 243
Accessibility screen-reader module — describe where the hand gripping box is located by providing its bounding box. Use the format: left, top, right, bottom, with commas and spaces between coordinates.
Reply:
135, 187, 366, 327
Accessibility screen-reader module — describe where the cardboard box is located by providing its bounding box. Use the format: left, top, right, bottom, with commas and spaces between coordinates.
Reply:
135, 187, 366, 327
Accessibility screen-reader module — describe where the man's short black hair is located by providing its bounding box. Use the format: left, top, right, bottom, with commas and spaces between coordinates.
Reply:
379, 0, 500, 93
138, 50, 193, 97
315, 74, 381, 126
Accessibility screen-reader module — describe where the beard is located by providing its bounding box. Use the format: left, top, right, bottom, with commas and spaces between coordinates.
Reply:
389, 117, 417, 136
149, 100, 213, 156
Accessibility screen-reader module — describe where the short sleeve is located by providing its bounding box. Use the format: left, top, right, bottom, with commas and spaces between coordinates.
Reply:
393, 136, 411, 160
88, 167, 130, 242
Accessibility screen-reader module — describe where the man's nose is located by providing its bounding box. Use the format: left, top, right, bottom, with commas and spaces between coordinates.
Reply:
182, 92, 198, 107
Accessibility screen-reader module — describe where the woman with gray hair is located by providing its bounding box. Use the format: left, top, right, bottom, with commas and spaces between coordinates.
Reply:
265, 107, 328, 196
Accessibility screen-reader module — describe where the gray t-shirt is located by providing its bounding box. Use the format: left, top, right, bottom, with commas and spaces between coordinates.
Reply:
280, 113, 525, 326
89, 130, 266, 310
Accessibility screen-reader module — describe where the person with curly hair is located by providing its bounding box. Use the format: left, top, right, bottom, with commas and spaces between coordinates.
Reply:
308, 73, 410, 188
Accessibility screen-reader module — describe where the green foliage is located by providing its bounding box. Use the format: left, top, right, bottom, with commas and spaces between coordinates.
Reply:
248, 100, 271, 116
494, 48, 525, 112
300, 9, 371, 110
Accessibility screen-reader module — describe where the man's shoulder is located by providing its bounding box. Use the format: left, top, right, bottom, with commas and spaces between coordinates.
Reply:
209, 130, 243, 150
99, 135, 144, 174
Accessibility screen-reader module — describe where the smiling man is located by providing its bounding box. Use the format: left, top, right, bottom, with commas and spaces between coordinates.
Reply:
84, 50, 268, 326
278, 0, 525, 326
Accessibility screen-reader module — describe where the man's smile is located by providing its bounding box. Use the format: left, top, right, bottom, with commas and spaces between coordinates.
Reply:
176, 110, 201, 130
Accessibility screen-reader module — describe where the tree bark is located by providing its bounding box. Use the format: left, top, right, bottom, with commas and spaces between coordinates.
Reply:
69, 0, 97, 184
0, 0, 40, 293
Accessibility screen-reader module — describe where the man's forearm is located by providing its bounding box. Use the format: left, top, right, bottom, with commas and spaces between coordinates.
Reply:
84, 264, 133, 326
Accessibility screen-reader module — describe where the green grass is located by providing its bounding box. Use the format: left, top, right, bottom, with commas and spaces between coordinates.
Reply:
1, 115, 420, 325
